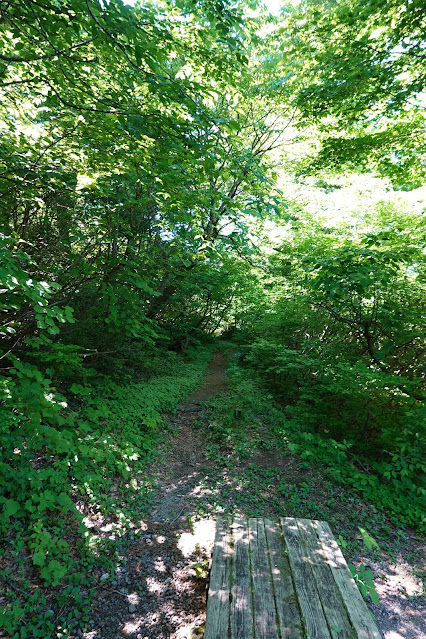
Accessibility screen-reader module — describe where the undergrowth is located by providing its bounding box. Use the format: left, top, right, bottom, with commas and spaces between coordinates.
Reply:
201, 354, 425, 533
187, 352, 424, 609
0, 346, 212, 639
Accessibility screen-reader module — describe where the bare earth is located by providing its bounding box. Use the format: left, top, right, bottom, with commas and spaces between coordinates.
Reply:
83, 352, 425, 639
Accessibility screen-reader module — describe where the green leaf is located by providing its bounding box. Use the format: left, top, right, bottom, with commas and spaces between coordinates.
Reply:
64, 305, 75, 323
41, 559, 66, 585
32, 550, 46, 567
358, 527, 380, 551
3, 499, 20, 519
57, 492, 74, 512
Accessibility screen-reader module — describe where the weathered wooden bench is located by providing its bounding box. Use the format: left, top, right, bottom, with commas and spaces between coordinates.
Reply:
205, 517, 381, 639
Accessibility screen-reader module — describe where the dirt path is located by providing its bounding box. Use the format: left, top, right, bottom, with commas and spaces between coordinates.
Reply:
149, 352, 227, 527
83, 352, 425, 639
85, 353, 227, 639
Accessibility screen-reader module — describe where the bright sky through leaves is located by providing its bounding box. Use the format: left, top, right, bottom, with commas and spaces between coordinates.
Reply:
122, 0, 283, 13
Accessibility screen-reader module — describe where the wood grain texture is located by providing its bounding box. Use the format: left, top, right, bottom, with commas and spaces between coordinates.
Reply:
264, 518, 302, 639
231, 517, 254, 639
297, 519, 354, 639
249, 518, 280, 638
204, 516, 232, 639
281, 517, 331, 639
205, 517, 381, 639
314, 521, 381, 639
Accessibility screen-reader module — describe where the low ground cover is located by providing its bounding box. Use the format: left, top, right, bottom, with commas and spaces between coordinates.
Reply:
0, 346, 212, 639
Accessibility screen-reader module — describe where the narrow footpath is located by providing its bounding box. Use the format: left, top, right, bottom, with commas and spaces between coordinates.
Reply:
86, 353, 228, 639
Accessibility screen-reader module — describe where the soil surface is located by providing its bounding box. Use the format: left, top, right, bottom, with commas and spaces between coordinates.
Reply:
83, 352, 425, 639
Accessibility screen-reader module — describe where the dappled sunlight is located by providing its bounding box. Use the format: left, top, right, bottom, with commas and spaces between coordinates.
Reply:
177, 518, 216, 558
190, 483, 214, 496
175, 623, 199, 639
121, 619, 142, 635
80, 518, 208, 638
126, 592, 139, 605
146, 575, 167, 595
375, 567, 421, 598
154, 556, 167, 573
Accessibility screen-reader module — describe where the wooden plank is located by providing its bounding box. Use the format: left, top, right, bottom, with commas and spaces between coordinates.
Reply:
297, 519, 354, 639
314, 521, 381, 639
204, 516, 232, 639
264, 518, 302, 639
281, 517, 331, 639
230, 517, 254, 639
249, 518, 279, 638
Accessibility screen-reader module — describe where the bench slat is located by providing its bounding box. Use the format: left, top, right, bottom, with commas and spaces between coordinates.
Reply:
204, 515, 232, 639
314, 521, 381, 639
231, 517, 254, 639
249, 518, 280, 638
264, 518, 302, 639
297, 519, 354, 639
281, 517, 331, 639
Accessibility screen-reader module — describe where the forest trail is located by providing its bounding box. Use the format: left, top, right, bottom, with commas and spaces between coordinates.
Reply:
86, 352, 424, 639
4, 4, 425, 639
87, 353, 228, 639
149, 352, 228, 526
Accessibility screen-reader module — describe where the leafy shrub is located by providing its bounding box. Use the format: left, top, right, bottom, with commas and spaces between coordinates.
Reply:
245, 340, 418, 450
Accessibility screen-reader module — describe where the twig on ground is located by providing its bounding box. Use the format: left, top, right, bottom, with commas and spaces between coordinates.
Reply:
99, 584, 130, 597
168, 505, 186, 526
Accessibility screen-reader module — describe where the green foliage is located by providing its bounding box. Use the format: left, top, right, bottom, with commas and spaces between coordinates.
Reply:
0, 342, 210, 637
349, 563, 379, 605
278, 0, 426, 186
358, 527, 380, 552
0, 235, 73, 339
226, 194, 426, 531
1, 0, 425, 634
211, 360, 425, 531
0, 1, 278, 630
187, 560, 209, 579
337, 526, 380, 604
345, 528, 380, 605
